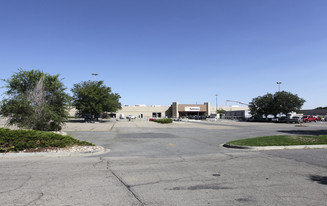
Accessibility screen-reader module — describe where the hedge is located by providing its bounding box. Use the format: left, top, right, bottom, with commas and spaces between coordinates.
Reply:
154, 119, 173, 124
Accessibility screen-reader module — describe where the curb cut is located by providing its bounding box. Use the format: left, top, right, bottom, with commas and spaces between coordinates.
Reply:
0, 146, 110, 158
221, 144, 327, 151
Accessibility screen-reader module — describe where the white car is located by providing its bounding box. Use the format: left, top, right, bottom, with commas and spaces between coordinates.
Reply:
126, 115, 136, 119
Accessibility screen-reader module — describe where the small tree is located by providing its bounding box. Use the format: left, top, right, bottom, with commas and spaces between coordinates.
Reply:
71, 80, 121, 121
1, 69, 70, 131
217, 109, 226, 114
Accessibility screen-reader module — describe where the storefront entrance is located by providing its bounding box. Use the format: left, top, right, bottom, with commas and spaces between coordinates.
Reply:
179, 111, 206, 119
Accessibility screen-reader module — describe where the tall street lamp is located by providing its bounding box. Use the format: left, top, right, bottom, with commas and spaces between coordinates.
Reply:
92, 73, 98, 81
215, 94, 218, 114
276, 82, 282, 92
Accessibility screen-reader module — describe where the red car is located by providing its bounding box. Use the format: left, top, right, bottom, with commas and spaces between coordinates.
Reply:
302, 115, 318, 122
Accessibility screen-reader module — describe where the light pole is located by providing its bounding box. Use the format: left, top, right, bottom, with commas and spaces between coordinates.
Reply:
276, 82, 282, 118
92, 73, 98, 80
215, 94, 218, 115
276, 82, 282, 92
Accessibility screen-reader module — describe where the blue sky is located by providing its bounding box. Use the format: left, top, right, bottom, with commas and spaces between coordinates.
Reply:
1, 0, 326, 109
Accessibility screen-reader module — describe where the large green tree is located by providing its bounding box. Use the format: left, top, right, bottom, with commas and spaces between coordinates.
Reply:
249, 93, 275, 119
71, 80, 121, 121
273, 91, 305, 116
249, 91, 305, 119
1, 69, 70, 131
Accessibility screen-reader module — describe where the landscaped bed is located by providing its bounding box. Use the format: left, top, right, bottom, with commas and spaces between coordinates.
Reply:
154, 118, 173, 124
226, 135, 327, 147
0, 128, 94, 153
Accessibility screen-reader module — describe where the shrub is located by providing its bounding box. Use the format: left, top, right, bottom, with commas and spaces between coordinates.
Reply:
0, 128, 94, 153
154, 118, 173, 124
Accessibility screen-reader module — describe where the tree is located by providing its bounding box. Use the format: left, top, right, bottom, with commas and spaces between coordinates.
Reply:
217, 109, 226, 114
249, 93, 275, 119
71, 80, 121, 121
1, 69, 70, 131
273, 91, 305, 116
249, 91, 305, 119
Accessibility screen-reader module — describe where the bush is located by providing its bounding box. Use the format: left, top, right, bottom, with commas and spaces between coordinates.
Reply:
154, 118, 173, 124
0, 128, 94, 153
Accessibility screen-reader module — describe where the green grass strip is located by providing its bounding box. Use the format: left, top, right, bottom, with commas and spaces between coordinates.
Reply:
227, 135, 327, 146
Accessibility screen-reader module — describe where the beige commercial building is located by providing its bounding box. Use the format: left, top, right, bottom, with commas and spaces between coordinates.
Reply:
114, 102, 248, 119
115, 105, 171, 119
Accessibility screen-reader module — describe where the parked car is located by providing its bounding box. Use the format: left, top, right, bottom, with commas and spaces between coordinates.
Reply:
272, 117, 287, 123
286, 116, 301, 124
126, 115, 136, 120
302, 115, 318, 123
84, 114, 92, 121
315, 116, 320, 121
206, 115, 218, 121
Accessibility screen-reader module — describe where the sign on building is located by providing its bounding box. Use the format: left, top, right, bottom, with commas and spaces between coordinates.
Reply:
185, 107, 200, 111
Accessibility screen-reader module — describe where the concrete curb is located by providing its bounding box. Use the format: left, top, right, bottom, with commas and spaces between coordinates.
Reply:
221, 144, 327, 151
0, 146, 110, 158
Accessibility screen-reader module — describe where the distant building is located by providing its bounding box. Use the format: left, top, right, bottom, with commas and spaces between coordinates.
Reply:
114, 105, 171, 119
70, 102, 250, 119
300, 109, 327, 116
114, 102, 249, 119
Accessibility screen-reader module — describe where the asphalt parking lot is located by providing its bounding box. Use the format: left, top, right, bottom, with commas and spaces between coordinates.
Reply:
1, 119, 327, 205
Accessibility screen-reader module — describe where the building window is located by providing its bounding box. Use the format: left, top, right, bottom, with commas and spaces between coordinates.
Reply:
152, 113, 162, 118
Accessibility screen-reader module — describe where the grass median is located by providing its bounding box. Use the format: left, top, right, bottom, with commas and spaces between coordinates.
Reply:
0, 128, 94, 153
226, 135, 327, 147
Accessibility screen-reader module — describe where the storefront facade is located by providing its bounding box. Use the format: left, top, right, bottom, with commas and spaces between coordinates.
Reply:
171, 102, 210, 118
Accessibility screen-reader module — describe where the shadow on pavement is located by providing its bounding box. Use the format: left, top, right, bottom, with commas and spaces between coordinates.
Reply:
309, 175, 327, 185
278, 130, 327, 136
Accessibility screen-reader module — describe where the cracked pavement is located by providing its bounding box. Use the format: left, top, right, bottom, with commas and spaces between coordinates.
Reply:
1, 120, 327, 205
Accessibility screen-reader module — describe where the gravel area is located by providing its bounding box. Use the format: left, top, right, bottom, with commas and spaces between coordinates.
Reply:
1, 146, 107, 157
21, 146, 104, 153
